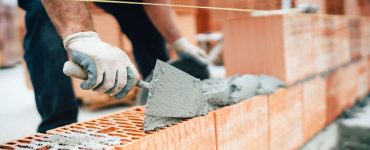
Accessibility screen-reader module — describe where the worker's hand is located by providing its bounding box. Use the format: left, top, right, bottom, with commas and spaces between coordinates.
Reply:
172, 37, 209, 65
63, 32, 139, 99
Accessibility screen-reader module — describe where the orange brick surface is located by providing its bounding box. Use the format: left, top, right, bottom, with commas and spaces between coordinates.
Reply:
312, 16, 351, 73
47, 107, 217, 150
268, 86, 304, 150
326, 64, 358, 124
355, 58, 370, 99
214, 96, 269, 150
302, 76, 327, 142
223, 14, 314, 83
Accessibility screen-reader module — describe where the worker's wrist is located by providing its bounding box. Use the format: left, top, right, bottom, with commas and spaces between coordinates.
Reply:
63, 31, 100, 52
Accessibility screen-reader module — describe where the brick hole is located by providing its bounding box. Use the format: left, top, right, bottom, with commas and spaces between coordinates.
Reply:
0, 145, 14, 149
6, 142, 16, 145
16, 145, 33, 149
118, 125, 137, 129
70, 129, 86, 134
84, 122, 98, 126
70, 125, 84, 130
123, 129, 142, 133
126, 132, 145, 137
131, 137, 141, 140
17, 140, 30, 144
99, 122, 115, 126
108, 133, 128, 138
98, 127, 119, 133
85, 125, 99, 129
120, 139, 132, 143
25, 137, 33, 140
134, 108, 143, 111
61, 127, 69, 130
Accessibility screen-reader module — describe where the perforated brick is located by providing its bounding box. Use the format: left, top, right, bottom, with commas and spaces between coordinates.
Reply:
223, 14, 315, 84
215, 96, 269, 150
269, 86, 304, 150
302, 76, 327, 142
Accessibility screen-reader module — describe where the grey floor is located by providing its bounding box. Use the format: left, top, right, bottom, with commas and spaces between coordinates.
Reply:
0, 65, 127, 143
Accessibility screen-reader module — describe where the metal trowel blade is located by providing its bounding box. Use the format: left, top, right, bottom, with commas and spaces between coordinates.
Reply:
144, 60, 208, 118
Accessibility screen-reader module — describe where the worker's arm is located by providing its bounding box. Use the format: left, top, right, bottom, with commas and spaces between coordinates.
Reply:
42, 0, 139, 99
143, 0, 209, 65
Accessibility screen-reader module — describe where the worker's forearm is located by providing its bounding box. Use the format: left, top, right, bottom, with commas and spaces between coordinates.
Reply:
143, 0, 182, 44
42, 0, 95, 39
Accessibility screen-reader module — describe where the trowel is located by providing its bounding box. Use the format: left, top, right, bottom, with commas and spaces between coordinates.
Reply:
63, 60, 208, 118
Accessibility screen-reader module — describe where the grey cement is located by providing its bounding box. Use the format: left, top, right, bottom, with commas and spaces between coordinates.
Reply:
228, 75, 260, 104
28, 131, 120, 150
144, 115, 182, 131
144, 61, 285, 131
256, 75, 286, 95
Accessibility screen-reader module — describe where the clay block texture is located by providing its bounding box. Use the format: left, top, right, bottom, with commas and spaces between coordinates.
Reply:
302, 76, 327, 142
268, 86, 304, 150
223, 14, 315, 84
355, 58, 370, 99
326, 64, 358, 124
215, 95, 269, 150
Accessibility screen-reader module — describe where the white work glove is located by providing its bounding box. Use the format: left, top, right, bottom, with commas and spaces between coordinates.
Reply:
172, 37, 209, 65
63, 32, 139, 99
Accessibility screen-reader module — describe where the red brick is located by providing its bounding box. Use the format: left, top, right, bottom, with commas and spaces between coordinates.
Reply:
312, 16, 351, 72
348, 17, 362, 60
326, 65, 358, 124
214, 96, 269, 150
302, 76, 327, 142
47, 106, 216, 150
355, 58, 370, 99
361, 18, 370, 57
223, 14, 314, 83
294, 0, 344, 15
195, 0, 281, 32
269, 86, 304, 150
312, 15, 332, 73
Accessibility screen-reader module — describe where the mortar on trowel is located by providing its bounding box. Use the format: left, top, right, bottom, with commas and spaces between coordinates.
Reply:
63, 60, 210, 131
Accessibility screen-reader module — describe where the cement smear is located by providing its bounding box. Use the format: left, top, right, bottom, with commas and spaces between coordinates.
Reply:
28, 131, 120, 150
143, 63, 285, 131
144, 115, 182, 131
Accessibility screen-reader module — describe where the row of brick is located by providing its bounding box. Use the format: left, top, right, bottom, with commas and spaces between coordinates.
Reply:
2, 57, 368, 150
223, 13, 370, 84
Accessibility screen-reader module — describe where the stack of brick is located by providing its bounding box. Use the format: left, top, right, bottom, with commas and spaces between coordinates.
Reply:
2, 61, 368, 149
196, 0, 281, 33
3, 3, 370, 150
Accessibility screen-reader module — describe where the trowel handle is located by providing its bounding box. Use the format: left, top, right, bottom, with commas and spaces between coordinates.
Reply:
64, 61, 150, 89
136, 80, 150, 89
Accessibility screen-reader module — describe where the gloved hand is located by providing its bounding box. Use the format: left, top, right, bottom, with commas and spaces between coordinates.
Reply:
172, 37, 209, 65
63, 32, 139, 99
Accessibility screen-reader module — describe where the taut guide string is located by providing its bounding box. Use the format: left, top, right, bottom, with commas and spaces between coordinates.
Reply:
70, 0, 370, 20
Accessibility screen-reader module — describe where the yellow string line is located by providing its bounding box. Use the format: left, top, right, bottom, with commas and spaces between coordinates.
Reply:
70, 0, 370, 19
70, 0, 271, 13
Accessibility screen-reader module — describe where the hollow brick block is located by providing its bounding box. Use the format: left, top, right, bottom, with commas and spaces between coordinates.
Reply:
269, 86, 304, 150
326, 64, 358, 124
312, 15, 351, 73
302, 76, 327, 142
214, 95, 269, 150
355, 58, 370, 99
223, 14, 314, 84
